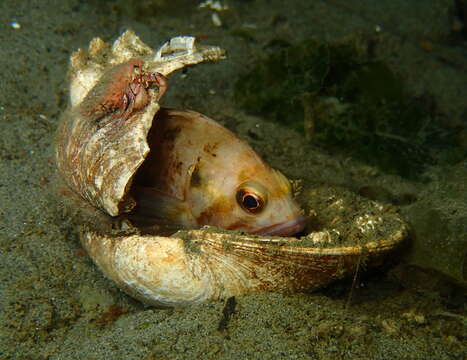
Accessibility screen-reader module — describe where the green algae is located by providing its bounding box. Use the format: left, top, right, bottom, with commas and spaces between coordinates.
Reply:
234, 36, 459, 179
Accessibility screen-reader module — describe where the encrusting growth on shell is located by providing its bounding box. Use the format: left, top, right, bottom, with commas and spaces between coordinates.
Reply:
55, 30, 408, 306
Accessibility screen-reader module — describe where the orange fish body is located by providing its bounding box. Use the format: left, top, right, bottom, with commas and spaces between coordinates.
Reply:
132, 108, 305, 236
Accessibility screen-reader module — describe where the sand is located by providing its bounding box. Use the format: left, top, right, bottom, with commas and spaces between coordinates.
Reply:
0, 0, 465, 359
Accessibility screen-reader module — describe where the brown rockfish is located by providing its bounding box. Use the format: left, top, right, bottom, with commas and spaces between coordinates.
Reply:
131, 108, 305, 236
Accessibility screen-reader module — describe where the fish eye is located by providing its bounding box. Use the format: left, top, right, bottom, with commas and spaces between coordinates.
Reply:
236, 182, 267, 214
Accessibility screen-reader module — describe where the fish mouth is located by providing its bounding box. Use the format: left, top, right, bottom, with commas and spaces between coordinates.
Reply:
253, 215, 306, 237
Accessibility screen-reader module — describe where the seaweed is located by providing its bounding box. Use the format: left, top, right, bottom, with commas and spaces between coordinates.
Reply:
234, 36, 458, 179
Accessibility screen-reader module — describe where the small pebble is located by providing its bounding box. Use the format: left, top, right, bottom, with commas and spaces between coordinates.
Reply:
212, 13, 222, 27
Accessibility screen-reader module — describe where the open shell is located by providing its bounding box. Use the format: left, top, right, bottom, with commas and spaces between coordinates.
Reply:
56, 31, 408, 306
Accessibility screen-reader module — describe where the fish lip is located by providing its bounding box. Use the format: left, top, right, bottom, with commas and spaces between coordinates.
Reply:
253, 215, 306, 237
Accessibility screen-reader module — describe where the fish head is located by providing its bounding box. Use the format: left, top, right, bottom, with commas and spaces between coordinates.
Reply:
189, 146, 305, 237
133, 108, 305, 237
231, 169, 306, 236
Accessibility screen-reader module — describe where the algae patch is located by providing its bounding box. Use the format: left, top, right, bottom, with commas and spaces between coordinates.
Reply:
234, 36, 458, 179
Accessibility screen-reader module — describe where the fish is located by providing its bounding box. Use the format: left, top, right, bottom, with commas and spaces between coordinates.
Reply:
131, 108, 305, 236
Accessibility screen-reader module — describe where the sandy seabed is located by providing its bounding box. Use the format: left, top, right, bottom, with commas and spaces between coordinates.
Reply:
0, 0, 465, 359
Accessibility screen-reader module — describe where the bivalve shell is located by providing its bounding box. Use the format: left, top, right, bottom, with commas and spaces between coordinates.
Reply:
56, 31, 408, 306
